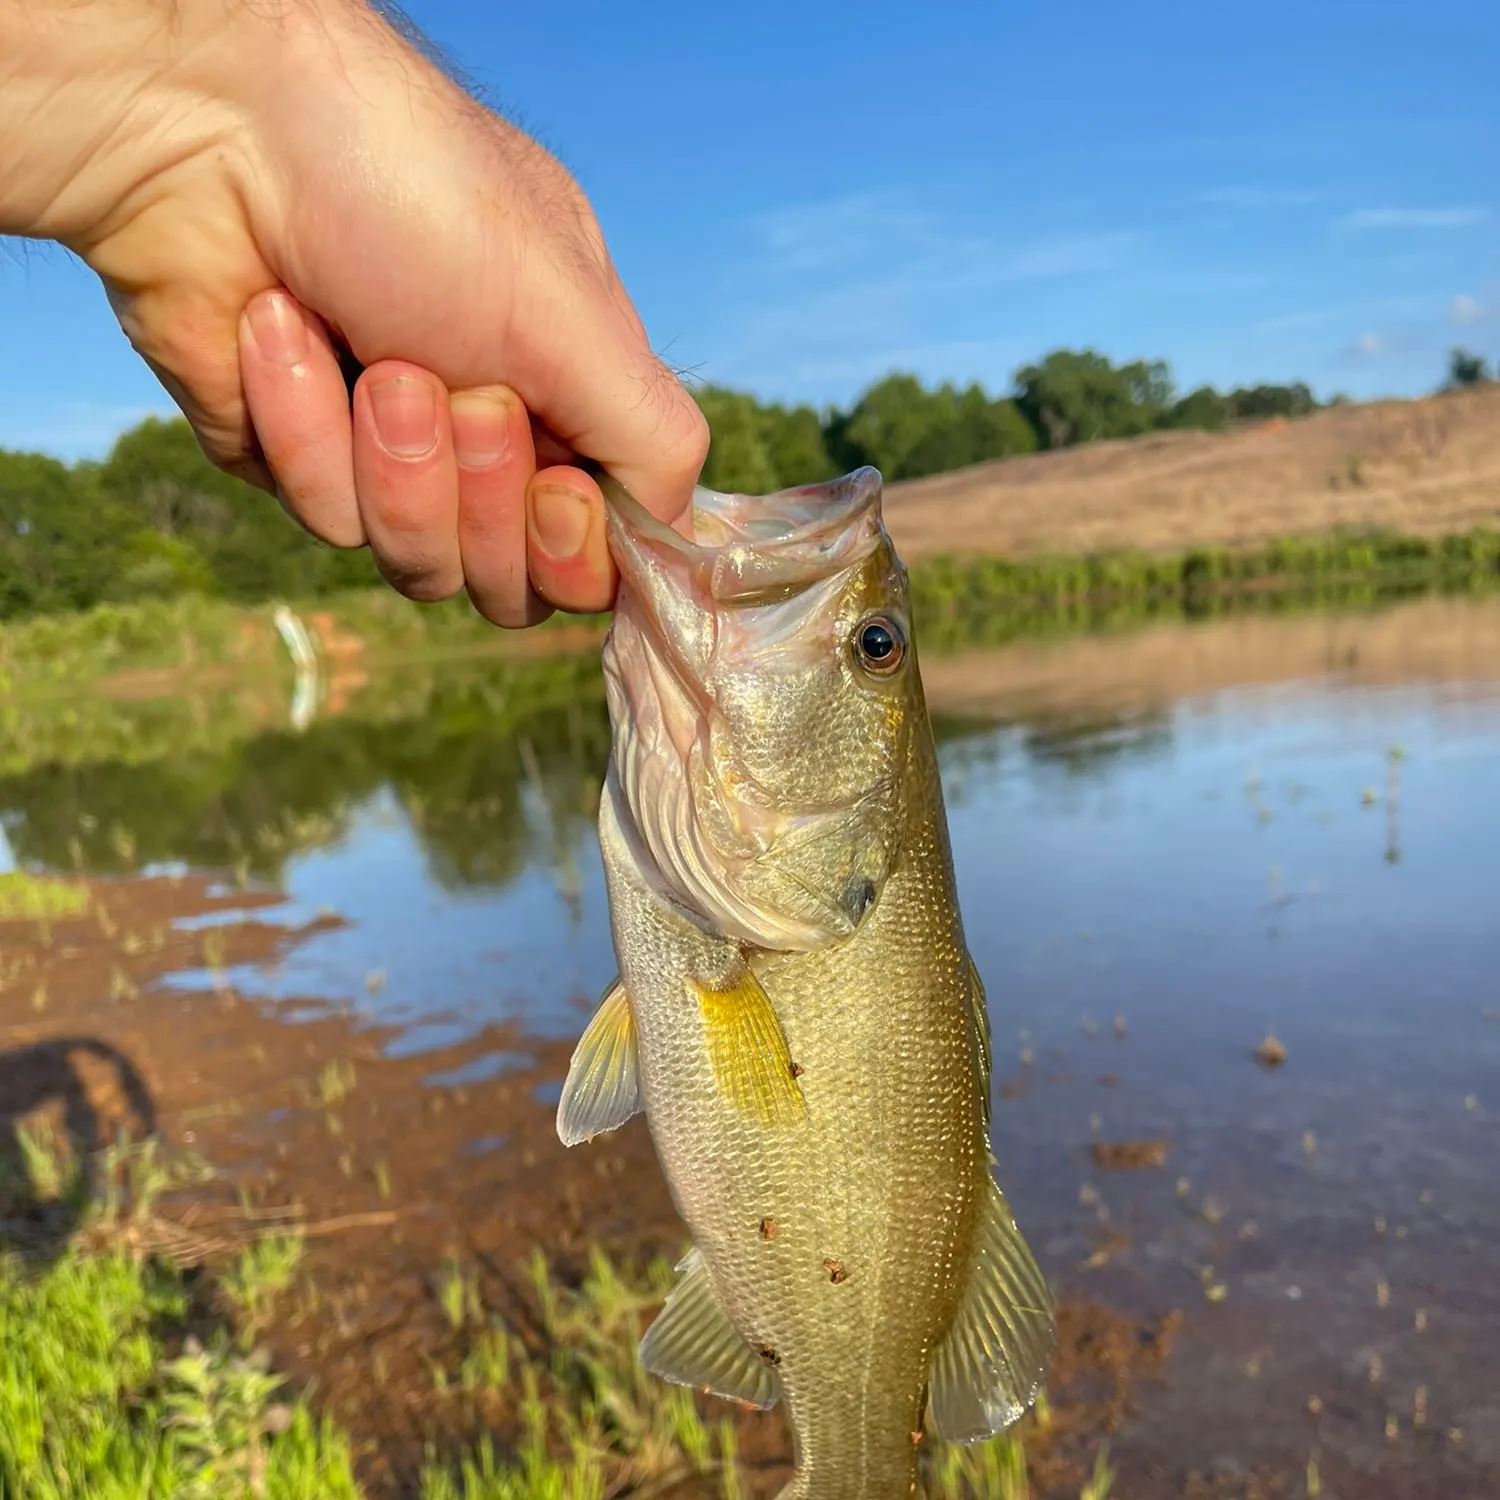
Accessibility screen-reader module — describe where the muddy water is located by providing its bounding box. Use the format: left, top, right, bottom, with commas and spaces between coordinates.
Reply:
3, 593, 1499, 1497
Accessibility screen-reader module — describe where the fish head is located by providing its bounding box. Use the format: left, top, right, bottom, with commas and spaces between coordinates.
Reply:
601, 465, 920, 953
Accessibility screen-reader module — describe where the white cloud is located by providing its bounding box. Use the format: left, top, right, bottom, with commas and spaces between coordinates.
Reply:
1449, 292, 1495, 326
711, 188, 1149, 399
1200, 186, 1320, 210
1340, 207, 1489, 230
751, 192, 932, 274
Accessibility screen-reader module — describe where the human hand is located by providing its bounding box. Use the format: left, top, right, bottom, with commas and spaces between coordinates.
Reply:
0, 0, 708, 625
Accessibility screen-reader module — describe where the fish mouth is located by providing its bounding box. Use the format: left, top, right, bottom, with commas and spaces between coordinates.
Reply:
597, 466, 886, 611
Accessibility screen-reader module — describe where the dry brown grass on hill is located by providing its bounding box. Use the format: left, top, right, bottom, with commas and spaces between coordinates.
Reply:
881, 383, 1500, 561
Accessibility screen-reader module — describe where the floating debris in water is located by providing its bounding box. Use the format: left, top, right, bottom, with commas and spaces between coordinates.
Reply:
1302, 1129, 1317, 1156
1369, 1354, 1383, 1384
1385, 1413, 1399, 1443
1414, 1386, 1428, 1428
1464, 1094, 1478, 1113
1306, 1395, 1324, 1415
1204, 1281, 1228, 1303
1254, 1032, 1288, 1068
1376, 1280, 1390, 1308
1090, 1138, 1170, 1171
1414, 1308, 1428, 1332
1176, 1176, 1192, 1198
1113, 1013, 1127, 1037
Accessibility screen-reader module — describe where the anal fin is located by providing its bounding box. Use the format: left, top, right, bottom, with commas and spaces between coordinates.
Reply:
556, 977, 642, 1147
928, 1174, 1056, 1444
639, 1248, 783, 1410
691, 969, 804, 1128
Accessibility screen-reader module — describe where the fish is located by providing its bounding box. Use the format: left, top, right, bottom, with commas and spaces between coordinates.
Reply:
556, 465, 1055, 1499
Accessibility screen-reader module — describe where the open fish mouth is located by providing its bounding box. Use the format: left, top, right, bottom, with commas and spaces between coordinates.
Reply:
596, 466, 886, 609
593, 465, 906, 954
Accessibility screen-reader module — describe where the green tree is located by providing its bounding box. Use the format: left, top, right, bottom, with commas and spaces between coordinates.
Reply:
1160, 385, 1229, 431
757, 402, 838, 488
0, 451, 131, 618
99, 417, 376, 601
1446, 347, 1491, 388
835, 374, 939, 479
692, 386, 780, 494
1223, 382, 1315, 420
1013, 349, 1172, 448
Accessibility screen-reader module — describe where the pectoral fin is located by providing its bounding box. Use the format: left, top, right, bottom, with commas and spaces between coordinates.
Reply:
928, 1175, 1056, 1444
692, 969, 805, 1128
556, 977, 642, 1147
639, 1248, 783, 1410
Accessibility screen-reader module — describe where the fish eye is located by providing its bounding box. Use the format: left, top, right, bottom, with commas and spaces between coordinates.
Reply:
852, 614, 906, 676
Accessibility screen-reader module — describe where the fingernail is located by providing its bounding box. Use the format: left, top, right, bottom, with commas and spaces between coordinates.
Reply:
450, 390, 515, 469
530, 484, 591, 559
245, 291, 306, 364
369, 376, 438, 459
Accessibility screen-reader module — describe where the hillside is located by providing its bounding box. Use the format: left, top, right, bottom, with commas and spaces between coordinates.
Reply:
881, 383, 1500, 560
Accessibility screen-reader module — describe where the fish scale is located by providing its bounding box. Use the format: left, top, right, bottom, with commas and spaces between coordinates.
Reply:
559, 466, 1055, 1499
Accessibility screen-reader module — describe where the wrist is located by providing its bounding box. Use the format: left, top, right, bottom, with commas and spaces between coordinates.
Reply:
0, 0, 343, 248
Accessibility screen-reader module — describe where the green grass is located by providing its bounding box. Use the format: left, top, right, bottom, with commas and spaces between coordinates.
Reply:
908, 524, 1500, 653
0, 587, 604, 699
0, 1131, 359, 1500
0, 870, 90, 921
3, 521, 1500, 705
0, 1123, 1115, 1500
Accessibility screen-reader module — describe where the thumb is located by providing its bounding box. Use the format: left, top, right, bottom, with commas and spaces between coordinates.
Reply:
516, 283, 709, 529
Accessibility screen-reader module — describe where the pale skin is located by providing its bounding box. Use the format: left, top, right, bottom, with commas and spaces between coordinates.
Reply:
0, 0, 709, 625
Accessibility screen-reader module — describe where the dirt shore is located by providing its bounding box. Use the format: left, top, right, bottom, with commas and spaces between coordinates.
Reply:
882, 385, 1500, 561
0, 876, 1179, 1499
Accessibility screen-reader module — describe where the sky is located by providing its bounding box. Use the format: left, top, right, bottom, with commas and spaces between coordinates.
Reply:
2, 0, 1496, 460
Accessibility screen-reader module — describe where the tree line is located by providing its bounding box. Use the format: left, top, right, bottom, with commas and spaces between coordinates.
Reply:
1, 347, 1336, 621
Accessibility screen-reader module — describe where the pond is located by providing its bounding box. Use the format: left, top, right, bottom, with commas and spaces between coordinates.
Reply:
2, 590, 1497, 1497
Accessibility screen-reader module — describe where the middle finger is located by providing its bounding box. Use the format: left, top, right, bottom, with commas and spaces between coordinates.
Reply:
352, 360, 463, 601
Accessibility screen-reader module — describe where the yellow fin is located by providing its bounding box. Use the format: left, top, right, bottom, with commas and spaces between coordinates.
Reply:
966, 953, 993, 1125
556, 977, 642, 1148
639, 1247, 782, 1410
927, 1174, 1057, 1444
692, 969, 805, 1128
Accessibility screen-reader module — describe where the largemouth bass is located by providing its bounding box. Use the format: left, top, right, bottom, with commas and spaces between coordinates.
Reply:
557, 466, 1054, 1499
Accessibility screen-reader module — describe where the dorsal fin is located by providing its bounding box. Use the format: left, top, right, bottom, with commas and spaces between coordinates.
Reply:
639, 1248, 783, 1410
556, 977, 642, 1147
927, 1174, 1056, 1444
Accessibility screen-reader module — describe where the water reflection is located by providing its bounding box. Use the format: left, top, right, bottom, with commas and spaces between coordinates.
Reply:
5, 593, 1498, 1486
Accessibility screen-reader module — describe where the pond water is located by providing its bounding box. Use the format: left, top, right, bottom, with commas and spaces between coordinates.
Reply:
3, 591, 1498, 1494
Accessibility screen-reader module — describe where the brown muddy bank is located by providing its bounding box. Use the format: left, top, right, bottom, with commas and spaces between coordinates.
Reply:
2, 866, 1493, 1499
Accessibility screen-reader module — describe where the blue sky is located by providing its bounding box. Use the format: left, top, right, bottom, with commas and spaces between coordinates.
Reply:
2, 0, 1496, 459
